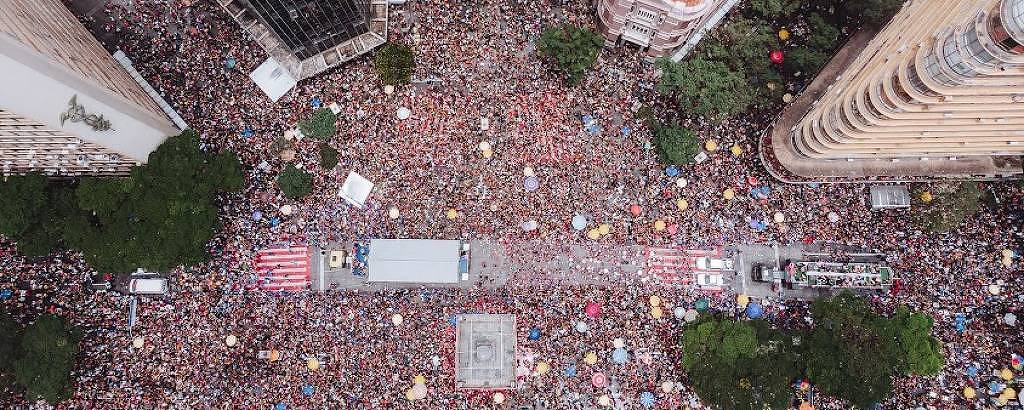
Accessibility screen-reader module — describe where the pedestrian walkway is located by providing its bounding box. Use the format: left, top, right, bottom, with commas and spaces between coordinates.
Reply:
255, 246, 310, 291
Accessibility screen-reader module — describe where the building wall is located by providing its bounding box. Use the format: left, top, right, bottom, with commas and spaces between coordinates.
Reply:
0, 0, 177, 175
595, 0, 726, 57
777, 0, 1024, 178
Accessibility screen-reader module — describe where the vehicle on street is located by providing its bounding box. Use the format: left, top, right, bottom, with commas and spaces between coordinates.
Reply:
694, 256, 734, 271
695, 273, 725, 290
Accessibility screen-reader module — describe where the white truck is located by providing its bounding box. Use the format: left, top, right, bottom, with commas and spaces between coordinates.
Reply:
694, 256, 735, 271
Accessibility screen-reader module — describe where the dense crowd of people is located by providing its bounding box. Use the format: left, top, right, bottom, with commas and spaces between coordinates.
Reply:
0, 0, 1020, 408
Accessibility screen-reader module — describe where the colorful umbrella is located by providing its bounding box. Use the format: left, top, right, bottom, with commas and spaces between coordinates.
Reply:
695, 299, 709, 311
592, 372, 608, 387
0, 289, 13, 300
252, 210, 263, 221
564, 364, 577, 377
746, 303, 764, 319
639, 391, 656, 408
276, 403, 286, 410
665, 166, 680, 177
585, 302, 602, 318
629, 204, 642, 216
524, 176, 540, 191
572, 214, 588, 231
575, 321, 589, 332
770, 50, 784, 64
302, 385, 314, 396
528, 327, 541, 341
612, 348, 629, 364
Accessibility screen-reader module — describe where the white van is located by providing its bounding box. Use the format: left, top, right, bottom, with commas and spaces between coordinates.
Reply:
695, 257, 735, 271
128, 278, 168, 295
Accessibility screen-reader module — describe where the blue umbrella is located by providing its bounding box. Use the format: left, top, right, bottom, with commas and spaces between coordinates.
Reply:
966, 364, 978, 378
612, 347, 629, 364
524, 176, 540, 192
746, 303, 764, 319
251, 210, 263, 221
224, 57, 237, 69
528, 327, 541, 341
807, 182, 821, 189
955, 313, 967, 333
275, 403, 286, 410
665, 166, 680, 177
564, 364, 577, 377
269, 217, 280, 227
621, 126, 632, 137
989, 381, 1003, 394
582, 115, 594, 125
571, 214, 587, 231
448, 315, 458, 327
302, 385, 314, 396
639, 391, 656, 408
311, 97, 322, 108
241, 126, 253, 138
0, 289, 11, 300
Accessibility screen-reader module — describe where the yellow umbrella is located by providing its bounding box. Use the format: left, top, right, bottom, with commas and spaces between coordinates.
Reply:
598, 395, 611, 407
307, 358, 320, 371
587, 229, 601, 240
778, 28, 790, 41
536, 361, 550, 374
269, 350, 281, 362
446, 209, 458, 220
676, 198, 689, 211
730, 144, 743, 157
1001, 368, 1014, 380
1002, 249, 1013, 259
654, 220, 666, 231
963, 386, 976, 399
737, 294, 750, 307
705, 139, 718, 152
405, 389, 416, 401
723, 188, 735, 200
651, 306, 664, 319
920, 191, 934, 203
584, 352, 598, 365
1003, 387, 1017, 400
649, 295, 662, 307
598, 223, 611, 235
413, 375, 426, 384
482, 149, 493, 159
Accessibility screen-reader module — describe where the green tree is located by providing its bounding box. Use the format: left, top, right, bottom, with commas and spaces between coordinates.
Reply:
319, 144, 339, 170
536, 24, 604, 85
682, 317, 797, 410
749, 0, 803, 19
844, 0, 905, 27
913, 182, 983, 233
653, 124, 701, 165
783, 48, 828, 75
277, 164, 313, 199
374, 42, 416, 86
298, 108, 338, 141
0, 309, 21, 384
806, 13, 841, 51
657, 57, 752, 119
0, 173, 47, 240
12, 314, 81, 404
892, 306, 943, 376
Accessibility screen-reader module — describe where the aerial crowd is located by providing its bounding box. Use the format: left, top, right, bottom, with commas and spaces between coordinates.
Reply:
0, 0, 1020, 408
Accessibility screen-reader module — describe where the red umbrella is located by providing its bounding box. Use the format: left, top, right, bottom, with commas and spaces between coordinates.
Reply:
770, 50, 784, 64
592, 372, 608, 387
629, 204, 642, 217
585, 302, 602, 318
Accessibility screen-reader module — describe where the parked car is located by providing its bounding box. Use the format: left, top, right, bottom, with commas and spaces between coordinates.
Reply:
694, 256, 734, 271
695, 273, 725, 289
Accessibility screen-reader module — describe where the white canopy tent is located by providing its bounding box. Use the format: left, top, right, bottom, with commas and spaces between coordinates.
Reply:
367, 239, 461, 284
250, 58, 297, 102
339, 171, 374, 208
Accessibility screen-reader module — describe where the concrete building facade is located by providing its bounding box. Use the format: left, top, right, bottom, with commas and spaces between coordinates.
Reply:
0, 0, 180, 176
767, 0, 1024, 179
594, 0, 735, 59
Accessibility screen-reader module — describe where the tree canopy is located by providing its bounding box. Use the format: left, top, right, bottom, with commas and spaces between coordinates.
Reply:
843, 0, 905, 27
319, 144, 339, 170
749, 0, 803, 20
653, 123, 701, 165
0, 173, 47, 241
536, 24, 604, 85
0, 130, 243, 273
277, 164, 313, 199
298, 108, 338, 141
681, 317, 798, 410
657, 57, 752, 120
913, 182, 983, 233
374, 42, 416, 86
11, 314, 81, 404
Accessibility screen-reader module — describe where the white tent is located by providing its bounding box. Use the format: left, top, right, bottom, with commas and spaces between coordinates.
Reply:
249, 58, 297, 102
339, 171, 374, 208
367, 239, 462, 283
